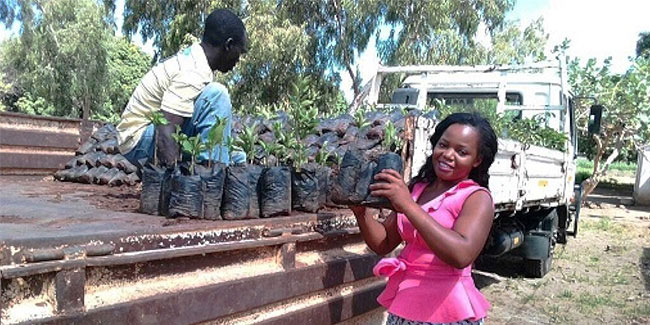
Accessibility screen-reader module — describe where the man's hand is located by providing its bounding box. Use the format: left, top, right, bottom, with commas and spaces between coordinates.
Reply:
156, 111, 185, 166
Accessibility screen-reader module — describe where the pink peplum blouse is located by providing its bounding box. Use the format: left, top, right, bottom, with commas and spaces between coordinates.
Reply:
373, 179, 492, 323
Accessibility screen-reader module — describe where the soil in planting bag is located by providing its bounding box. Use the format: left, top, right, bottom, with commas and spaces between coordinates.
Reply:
98, 155, 118, 168
115, 156, 138, 174
362, 152, 404, 209
195, 164, 226, 220
125, 172, 140, 186
331, 149, 373, 205
64, 157, 80, 169
54, 169, 71, 181
260, 166, 292, 218
247, 164, 263, 218
221, 165, 252, 220
108, 170, 128, 187
76, 138, 98, 155
97, 138, 119, 154
140, 162, 172, 216
292, 163, 322, 213
84, 151, 106, 168
91, 124, 116, 142
69, 165, 90, 182
98, 167, 121, 185
168, 166, 203, 219
92, 166, 109, 184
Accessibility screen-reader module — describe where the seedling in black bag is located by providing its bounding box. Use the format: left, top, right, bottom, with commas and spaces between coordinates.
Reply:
234, 122, 259, 165
146, 111, 169, 167
179, 135, 205, 176
205, 116, 228, 167
171, 125, 187, 166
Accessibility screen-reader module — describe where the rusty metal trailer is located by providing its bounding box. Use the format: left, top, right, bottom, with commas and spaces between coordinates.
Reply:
0, 176, 386, 324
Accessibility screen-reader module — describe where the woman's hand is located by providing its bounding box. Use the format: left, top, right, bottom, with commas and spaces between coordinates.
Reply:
369, 169, 415, 214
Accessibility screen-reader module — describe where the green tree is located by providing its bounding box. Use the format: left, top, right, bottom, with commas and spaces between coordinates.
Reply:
0, 0, 151, 121
637, 31, 650, 58
569, 56, 650, 198
487, 18, 548, 64
99, 36, 151, 122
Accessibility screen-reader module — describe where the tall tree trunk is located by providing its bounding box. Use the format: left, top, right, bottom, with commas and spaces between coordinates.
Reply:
82, 94, 90, 121
581, 131, 624, 199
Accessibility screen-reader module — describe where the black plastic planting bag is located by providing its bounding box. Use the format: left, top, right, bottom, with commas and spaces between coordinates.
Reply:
331, 149, 375, 205
222, 165, 249, 220
362, 152, 404, 209
140, 162, 172, 216
247, 165, 263, 218
317, 166, 330, 210
292, 163, 322, 213
168, 167, 203, 219
196, 164, 226, 220
222, 165, 262, 220
260, 166, 292, 218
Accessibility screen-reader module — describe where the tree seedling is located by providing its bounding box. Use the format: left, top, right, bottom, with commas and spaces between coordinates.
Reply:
315, 140, 332, 166
171, 125, 187, 166
205, 116, 228, 167
383, 121, 402, 153
179, 135, 205, 175
147, 111, 169, 166
234, 122, 259, 165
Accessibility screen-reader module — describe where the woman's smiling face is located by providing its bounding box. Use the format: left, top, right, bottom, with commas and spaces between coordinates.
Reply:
432, 123, 483, 183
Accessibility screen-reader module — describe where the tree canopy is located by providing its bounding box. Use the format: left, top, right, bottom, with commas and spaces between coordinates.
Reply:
568, 53, 650, 196
0, 0, 151, 121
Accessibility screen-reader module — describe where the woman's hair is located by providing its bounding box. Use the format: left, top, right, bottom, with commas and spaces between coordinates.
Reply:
409, 112, 498, 189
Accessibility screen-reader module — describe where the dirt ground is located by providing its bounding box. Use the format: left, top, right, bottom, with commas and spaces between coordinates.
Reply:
344, 186, 650, 325
475, 189, 650, 325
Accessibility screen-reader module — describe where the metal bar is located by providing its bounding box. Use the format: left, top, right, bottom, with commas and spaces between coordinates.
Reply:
259, 281, 385, 325
276, 242, 296, 269
0, 152, 73, 170
0, 129, 79, 150
377, 62, 559, 74
27, 254, 381, 325
1, 231, 361, 279
53, 268, 85, 313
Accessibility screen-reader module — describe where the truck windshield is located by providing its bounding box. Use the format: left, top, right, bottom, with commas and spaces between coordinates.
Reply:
427, 92, 523, 119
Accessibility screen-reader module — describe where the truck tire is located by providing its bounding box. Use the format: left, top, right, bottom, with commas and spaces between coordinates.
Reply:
524, 254, 552, 278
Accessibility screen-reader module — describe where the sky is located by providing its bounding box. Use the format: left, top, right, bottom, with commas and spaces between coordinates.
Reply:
1, 0, 649, 102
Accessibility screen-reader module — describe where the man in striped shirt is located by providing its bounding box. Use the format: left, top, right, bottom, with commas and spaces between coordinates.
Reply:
117, 8, 247, 167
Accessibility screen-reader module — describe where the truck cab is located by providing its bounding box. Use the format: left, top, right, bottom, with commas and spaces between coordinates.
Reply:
353, 59, 592, 277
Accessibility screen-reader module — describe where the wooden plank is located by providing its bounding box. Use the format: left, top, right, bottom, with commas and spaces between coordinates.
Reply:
0, 152, 74, 170
28, 254, 381, 325
0, 129, 79, 149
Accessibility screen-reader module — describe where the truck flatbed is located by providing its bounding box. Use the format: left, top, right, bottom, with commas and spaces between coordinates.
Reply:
1, 177, 383, 325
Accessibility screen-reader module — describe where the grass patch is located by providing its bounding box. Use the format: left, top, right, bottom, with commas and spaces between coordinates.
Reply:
597, 270, 629, 286
576, 293, 624, 312
559, 289, 574, 299
581, 217, 626, 234
624, 303, 650, 318
577, 159, 637, 172
544, 304, 571, 323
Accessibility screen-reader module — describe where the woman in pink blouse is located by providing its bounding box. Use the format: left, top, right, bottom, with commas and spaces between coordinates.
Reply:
351, 112, 498, 325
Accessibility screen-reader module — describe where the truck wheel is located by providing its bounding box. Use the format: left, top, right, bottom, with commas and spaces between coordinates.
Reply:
524, 254, 552, 278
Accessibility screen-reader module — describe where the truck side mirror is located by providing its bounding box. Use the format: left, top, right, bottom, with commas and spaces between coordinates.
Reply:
588, 105, 603, 134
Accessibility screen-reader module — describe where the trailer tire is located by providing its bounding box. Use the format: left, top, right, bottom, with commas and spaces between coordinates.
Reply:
524, 254, 552, 278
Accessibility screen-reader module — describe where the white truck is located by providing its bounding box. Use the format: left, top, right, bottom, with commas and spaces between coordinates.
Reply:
353, 58, 602, 277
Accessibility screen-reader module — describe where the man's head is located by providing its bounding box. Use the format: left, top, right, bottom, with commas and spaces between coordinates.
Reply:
202, 9, 248, 73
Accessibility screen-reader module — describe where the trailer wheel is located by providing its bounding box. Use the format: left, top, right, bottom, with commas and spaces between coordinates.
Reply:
524, 254, 552, 278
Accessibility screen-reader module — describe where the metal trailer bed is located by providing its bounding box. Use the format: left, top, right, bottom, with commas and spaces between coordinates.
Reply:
0, 176, 384, 324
